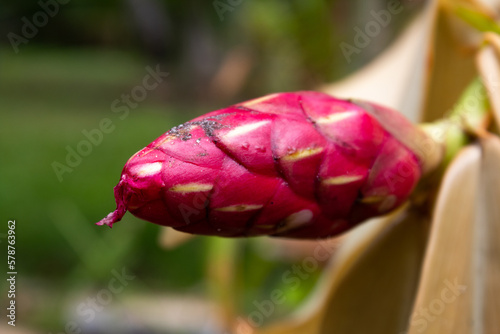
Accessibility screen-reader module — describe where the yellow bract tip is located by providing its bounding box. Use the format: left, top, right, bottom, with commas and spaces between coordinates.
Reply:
214, 204, 263, 212
282, 147, 324, 162
169, 183, 213, 193
322, 175, 364, 185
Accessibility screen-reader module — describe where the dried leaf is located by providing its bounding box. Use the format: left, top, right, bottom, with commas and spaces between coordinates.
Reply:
408, 145, 481, 334
476, 32, 500, 130
317, 207, 428, 334
321, 0, 438, 122
322, 0, 491, 123
255, 204, 429, 334
421, 4, 478, 122
477, 135, 500, 331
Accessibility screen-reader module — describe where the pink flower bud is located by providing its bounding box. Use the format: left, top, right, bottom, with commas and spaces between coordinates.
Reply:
97, 92, 424, 239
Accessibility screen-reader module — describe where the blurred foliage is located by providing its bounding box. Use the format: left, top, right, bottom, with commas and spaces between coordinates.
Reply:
0, 0, 425, 332
0, 49, 203, 329
1, 0, 424, 102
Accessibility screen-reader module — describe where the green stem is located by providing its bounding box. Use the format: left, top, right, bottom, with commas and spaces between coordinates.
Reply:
420, 77, 491, 168
449, 77, 491, 132
420, 120, 468, 169
412, 79, 490, 209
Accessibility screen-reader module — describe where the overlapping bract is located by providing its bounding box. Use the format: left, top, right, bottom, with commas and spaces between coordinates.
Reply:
97, 91, 422, 238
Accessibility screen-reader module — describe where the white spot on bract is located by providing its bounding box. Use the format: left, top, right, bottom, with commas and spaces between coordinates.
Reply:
280, 209, 313, 232
130, 162, 162, 177
322, 175, 364, 185
169, 183, 213, 193
316, 111, 358, 124
282, 147, 324, 162
378, 195, 397, 212
215, 204, 263, 212
223, 120, 270, 138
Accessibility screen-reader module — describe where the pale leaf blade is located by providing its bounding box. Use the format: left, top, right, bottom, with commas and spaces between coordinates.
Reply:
421, 7, 478, 122
408, 145, 481, 334
317, 207, 428, 333
255, 204, 428, 334
321, 0, 438, 121
478, 135, 500, 331
476, 33, 500, 130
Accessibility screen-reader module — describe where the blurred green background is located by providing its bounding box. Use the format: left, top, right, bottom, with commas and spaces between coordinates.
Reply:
0, 0, 422, 332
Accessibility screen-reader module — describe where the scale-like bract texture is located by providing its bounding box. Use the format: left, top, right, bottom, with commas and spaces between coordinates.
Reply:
97, 92, 421, 239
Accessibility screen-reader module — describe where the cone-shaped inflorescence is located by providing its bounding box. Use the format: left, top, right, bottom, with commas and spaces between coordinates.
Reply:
97, 91, 435, 238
